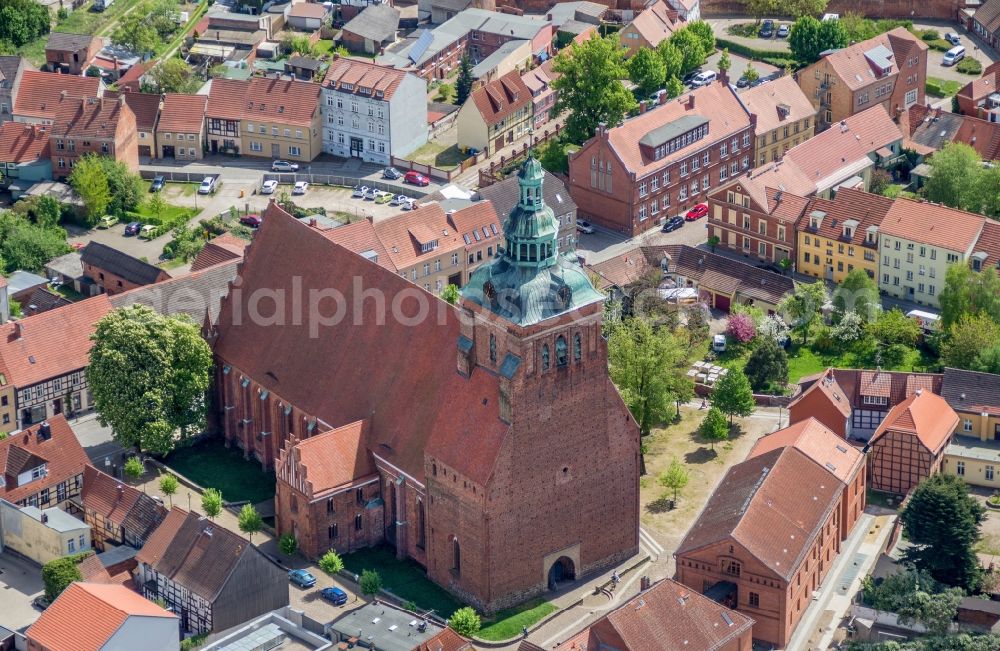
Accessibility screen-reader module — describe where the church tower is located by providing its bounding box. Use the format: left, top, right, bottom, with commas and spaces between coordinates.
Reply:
432, 157, 639, 612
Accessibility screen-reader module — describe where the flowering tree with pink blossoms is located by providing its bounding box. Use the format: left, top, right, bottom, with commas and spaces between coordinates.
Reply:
726, 313, 756, 344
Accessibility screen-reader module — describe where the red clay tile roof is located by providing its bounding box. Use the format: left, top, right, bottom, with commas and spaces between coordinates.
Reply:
870, 390, 958, 454
788, 369, 852, 419
801, 187, 894, 246
470, 70, 532, 127
415, 628, 472, 651
319, 220, 398, 273
739, 75, 816, 137
82, 464, 142, 525
323, 57, 406, 101
718, 163, 815, 218
190, 233, 247, 272
749, 417, 863, 485
588, 250, 655, 290
974, 220, 1000, 270
13, 70, 100, 121
293, 420, 377, 496
0, 294, 113, 388
974, 0, 1000, 35
213, 203, 508, 485
116, 61, 151, 93
0, 415, 89, 504
135, 506, 187, 567
624, 0, 681, 47
120, 92, 161, 131
0, 122, 50, 163
607, 81, 753, 177
584, 578, 754, 651
903, 104, 1000, 162
676, 446, 841, 581
446, 200, 501, 251
784, 105, 903, 186
207, 77, 320, 127
50, 95, 133, 140
27, 582, 175, 651
816, 27, 927, 92
78, 554, 114, 584
879, 196, 985, 252
289, 2, 328, 18
157, 93, 207, 133
371, 202, 499, 271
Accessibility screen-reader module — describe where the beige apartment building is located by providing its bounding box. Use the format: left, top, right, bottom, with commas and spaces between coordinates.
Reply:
739, 75, 816, 166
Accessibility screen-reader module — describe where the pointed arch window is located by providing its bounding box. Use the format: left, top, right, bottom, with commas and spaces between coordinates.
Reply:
416, 499, 426, 549
574, 333, 582, 362
556, 336, 568, 367
453, 538, 461, 575
489, 334, 497, 362
542, 344, 550, 371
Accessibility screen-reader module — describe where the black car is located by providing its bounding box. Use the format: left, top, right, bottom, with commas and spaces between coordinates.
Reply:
662, 216, 684, 233
759, 19, 774, 38
150, 176, 165, 192
682, 69, 702, 85
736, 76, 750, 88
383, 166, 402, 180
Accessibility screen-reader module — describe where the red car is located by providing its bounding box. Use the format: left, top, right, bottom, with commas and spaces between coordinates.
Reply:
240, 214, 263, 228
404, 171, 430, 186
685, 203, 709, 221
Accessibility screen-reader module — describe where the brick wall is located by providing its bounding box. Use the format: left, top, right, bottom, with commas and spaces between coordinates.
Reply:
275, 478, 384, 560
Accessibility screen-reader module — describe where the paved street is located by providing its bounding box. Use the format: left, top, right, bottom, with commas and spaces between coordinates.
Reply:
578, 216, 710, 265
0, 552, 45, 632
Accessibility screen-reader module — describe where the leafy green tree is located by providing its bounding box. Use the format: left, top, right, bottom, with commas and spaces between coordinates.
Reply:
285, 34, 316, 56
687, 20, 716, 57
925, 143, 982, 211
832, 310, 865, 345
711, 368, 756, 424
238, 503, 263, 542
13, 194, 62, 229
942, 313, 1000, 370
897, 588, 962, 636
449, 607, 482, 636
698, 406, 729, 450
279, 534, 298, 556
976, 343, 1000, 375
608, 318, 693, 435
101, 158, 145, 217
779, 281, 828, 344
665, 76, 685, 99
832, 268, 881, 322
706, 235, 720, 252
318, 549, 345, 575
742, 61, 760, 83
744, 338, 788, 392
113, 13, 160, 55
359, 569, 382, 596
159, 473, 179, 507
746, 0, 779, 20
865, 308, 921, 367
974, 164, 1000, 218
902, 473, 985, 591
147, 192, 167, 220
656, 40, 683, 80
42, 552, 93, 601
628, 47, 666, 97
201, 488, 222, 520
863, 568, 938, 612
148, 59, 200, 94
69, 155, 111, 222
0, 212, 70, 273
440, 283, 459, 304
124, 456, 144, 481
552, 35, 636, 143
717, 48, 732, 75
939, 263, 1000, 330
0, 0, 51, 48
455, 54, 473, 104
87, 305, 213, 454
789, 16, 844, 63
669, 28, 707, 76
538, 137, 570, 173
658, 458, 689, 501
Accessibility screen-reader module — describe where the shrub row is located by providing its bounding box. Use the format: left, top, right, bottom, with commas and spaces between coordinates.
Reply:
715, 38, 799, 69
957, 57, 983, 75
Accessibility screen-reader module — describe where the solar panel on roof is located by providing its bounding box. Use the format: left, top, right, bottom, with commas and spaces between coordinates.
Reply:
408, 29, 434, 64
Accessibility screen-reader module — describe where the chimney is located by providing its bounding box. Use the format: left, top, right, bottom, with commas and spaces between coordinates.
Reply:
915, 388, 923, 396
60, 89, 68, 101
308, 217, 318, 228
659, 91, 667, 105
118, 93, 126, 106
686, 94, 695, 110
639, 100, 647, 114
13, 321, 23, 339
365, 214, 374, 223
640, 575, 651, 591
41, 513, 48, 524
596, 122, 608, 139
38, 421, 51, 441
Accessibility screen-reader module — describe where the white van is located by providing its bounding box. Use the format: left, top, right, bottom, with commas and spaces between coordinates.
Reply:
691, 70, 717, 87
943, 46, 966, 66
712, 334, 727, 352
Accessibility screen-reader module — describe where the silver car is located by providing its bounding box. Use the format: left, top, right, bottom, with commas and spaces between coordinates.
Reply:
260, 180, 278, 195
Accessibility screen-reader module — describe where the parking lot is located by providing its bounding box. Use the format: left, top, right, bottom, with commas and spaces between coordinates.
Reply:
287, 564, 366, 626
0, 552, 45, 632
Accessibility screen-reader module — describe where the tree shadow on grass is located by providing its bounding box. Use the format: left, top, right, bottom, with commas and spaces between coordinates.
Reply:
684, 447, 718, 464
646, 496, 677, 514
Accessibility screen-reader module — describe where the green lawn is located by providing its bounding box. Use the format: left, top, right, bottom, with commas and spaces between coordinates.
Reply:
477, 598, 557, 641
54, 284, 86, 302
314, 39, 335, 55
926, 77, 961, 97
162, 438, 276, 504
127, 202, 198, 235
409, 141, 468, 170
341, 546, 462, 617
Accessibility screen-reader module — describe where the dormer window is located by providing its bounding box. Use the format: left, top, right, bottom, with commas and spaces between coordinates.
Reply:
420, 240, 438, 253
809, 210, 825, 230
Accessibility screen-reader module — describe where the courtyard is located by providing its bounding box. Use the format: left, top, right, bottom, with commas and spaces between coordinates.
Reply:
161, 437, 276, 505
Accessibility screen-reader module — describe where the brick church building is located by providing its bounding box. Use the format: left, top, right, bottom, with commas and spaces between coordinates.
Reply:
210, 158, 640, 613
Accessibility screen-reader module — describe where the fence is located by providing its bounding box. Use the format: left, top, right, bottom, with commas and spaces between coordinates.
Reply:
388, 150, 486, 183
478, 123, 563, 188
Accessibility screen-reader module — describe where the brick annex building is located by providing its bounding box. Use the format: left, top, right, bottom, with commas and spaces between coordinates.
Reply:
211, 158, 640, 613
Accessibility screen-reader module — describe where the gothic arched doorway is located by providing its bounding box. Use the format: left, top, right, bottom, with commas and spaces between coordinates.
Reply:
548, 556, 575, 590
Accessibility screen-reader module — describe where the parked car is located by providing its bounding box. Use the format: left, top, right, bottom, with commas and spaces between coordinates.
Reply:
150, 176, 165, 192
736, 75, 751, 88
32, 596, 50, 611
321, 587, 349, 605
749, 76, 771, 88
649, 89, 667, 102
363, 187, 378, 200
198, 176, 216, 194
139, 225, 158, 240
662, 216, 684, 232
404, 170, 430, 186
374, 190, 393, 204
240, 214, 263, 228
682, 69, 702, 85
292, 181, 309, 195
124, 221, 142, 236
98, 215, 117, 229
260, 179, 278, 195
352, 185, 369, 198
943, 45, 966, 66
400, 198, 417, 210
712, 334, 727, 352
690, 70, 717, 87
759, 19, 774, 38
777, 24, 789, 38
382, 166, 402, 180
271, 160, 299, 172
945, 32, 962, 46
685, 203, 708, 221
391, 194, 410, 206
288, 569, 316, 588
576, 219, 595, 234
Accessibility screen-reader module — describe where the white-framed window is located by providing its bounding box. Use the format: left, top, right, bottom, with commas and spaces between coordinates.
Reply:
720, 166, 728, 182
743, 132, 750, 147
288, 146, 301, 156
679, 185, 688, 201
964, 419, 974, 432
651, 199, 659, 215
905, 89, 917, 106
250, 141, 263, 152
639, 204, 647, 221
701, 174, 709, 191
988, 466, 995, 481
639, 181, 647, 197
703, 151, 710, 166
651, 176, 659, 191
957, 461, 965, 476
680, 161, 688, 176
720, 142, 728, 157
